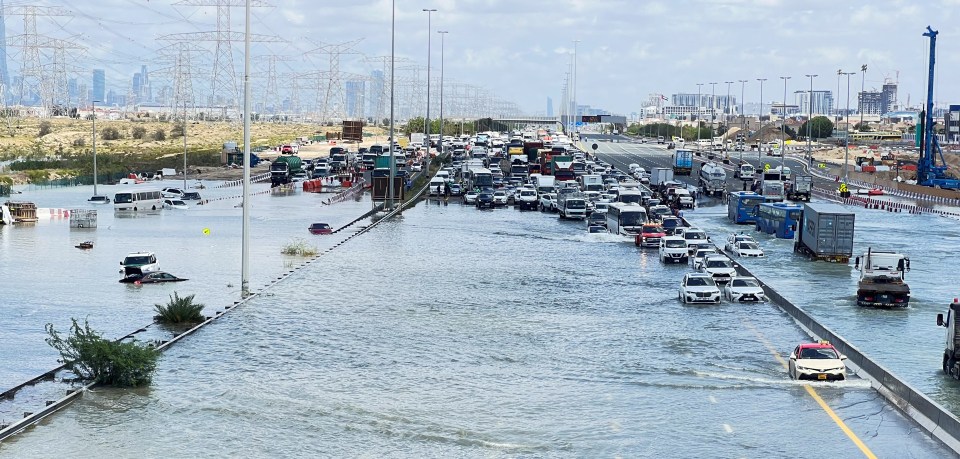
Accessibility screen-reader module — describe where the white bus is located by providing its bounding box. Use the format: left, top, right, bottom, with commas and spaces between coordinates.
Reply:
606, 203, 648, 236
114, 189, 163, 211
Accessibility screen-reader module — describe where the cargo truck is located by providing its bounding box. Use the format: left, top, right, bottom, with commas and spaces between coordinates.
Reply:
786, 174, 813, 201
557, 191, 588, 219
270, 155, 303, 187
580, 174, 604, 192
673, 150, 693, 175
854, 248, 910, 307
651, 167, 674, 188
937, 300, 960, 378
793, 202, 855, 262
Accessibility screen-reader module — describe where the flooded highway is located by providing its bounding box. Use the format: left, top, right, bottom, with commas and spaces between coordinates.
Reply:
0, 179, 953, 456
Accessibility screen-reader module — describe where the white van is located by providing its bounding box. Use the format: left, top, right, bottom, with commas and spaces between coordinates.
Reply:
428, 177, 446, 196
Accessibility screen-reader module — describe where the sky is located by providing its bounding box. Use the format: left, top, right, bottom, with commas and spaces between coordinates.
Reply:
5, 0, 960, 115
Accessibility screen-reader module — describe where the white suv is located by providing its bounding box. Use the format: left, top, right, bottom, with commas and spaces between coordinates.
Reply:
678, 272, 722, 304
120, 251, 159, 276
697, 255, 738, 285
659, 236, 689, 264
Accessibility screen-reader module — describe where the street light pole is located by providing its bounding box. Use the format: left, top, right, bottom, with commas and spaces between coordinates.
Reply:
91, 99, 98, 197
709, 82, 717, 137
438, 30, 447, 156
780, 76, 790, 169
573, 39, 580, 137
805, 74, 817, 160
843, 71, 855, 184
859, 64, 867, 129
388, 0, 396, 209
724, 81, 733, 121
757, 78, 766, 162
423, 8, 436, 174
183, 97, 188, 191
241, 0, 251, 295
696, 83, 704, 151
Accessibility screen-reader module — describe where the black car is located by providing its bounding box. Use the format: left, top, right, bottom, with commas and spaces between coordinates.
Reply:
476, 192, 495, 209
182, 191, 202, 201
588, 225, 607, 233
119, 271, 188, 284
660, 216, 683, 235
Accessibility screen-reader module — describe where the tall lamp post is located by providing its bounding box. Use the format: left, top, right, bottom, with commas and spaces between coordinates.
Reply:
805, 74, 817, 160
696, 83, 704, 151
724, 81, 733, 121
388, 0, 397, 209
757, 78, 766, 162
859, 64, 867, 129
422, 8, 437, 173
90, 100, 100, 199
779, 76, 791, 169
709, 82, 717, 137
240, 0, 252, 295
438, 30, 448, 156
183, 98, 188, 191
738, 80, 747, 162
842, 71, 855, 184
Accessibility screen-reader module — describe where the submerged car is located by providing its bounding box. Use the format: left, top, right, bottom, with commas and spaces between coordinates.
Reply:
163, 199, 189, 210
732, 240, 764, 257
698, 255, 737, 285
492, 190, 508, 206
789, 341, 847, 381
181, 191, 202, 201
723, 276, 767, 302
308, 222, 333, 235
448, 183, 463, 196
463, 190, 479, 204
678, 272, 722, 304
476, 192, 495, 209
588, 225, 606, 233
725, 233, 756, 252
120, 252, 159, 277
119, 271, 187, 284
88, 195, 111, 204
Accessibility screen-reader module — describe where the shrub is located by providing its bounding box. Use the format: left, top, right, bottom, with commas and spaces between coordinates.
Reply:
281, 238, 318, 256
101, 126, 121, 140
131, 126, 147, 139
152, 129, 166, 141
154, 292, 205, 324
45, 318, 159, 387
171, 123, 185, 138
72, 137, 86, 147
38, 121, 52, 137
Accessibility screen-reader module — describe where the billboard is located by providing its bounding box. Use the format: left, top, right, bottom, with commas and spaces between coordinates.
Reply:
343, 120, 364, 141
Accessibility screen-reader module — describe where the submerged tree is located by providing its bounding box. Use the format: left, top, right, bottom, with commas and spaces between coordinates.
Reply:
45, 318, 159, 387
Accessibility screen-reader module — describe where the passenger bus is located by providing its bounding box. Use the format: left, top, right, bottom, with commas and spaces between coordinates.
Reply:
755, 202, 803, 239
606, 203, 648, 237
727, 191, 765, 224
465, 167, 493, 190
617, 188, 644, 205
114, 189, 163, 211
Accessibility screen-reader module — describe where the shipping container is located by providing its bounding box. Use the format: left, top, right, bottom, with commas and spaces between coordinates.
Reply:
794, 202, 856, 262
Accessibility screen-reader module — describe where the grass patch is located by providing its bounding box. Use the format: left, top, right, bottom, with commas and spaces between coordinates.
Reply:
45, 318, 159, 387
154, 292, 206, 324
281, 238, 318, 256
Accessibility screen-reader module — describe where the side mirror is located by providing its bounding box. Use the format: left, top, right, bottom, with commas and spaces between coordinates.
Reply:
789, 353, 796, 360
854, 257, 860, 269
120, 261, 124, 266
938, 313, 945, 327
840, 354, 848, 361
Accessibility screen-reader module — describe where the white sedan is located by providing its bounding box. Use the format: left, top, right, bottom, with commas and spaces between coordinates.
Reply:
731, 241, 765, 257
492, 190, 508, 206
463, 190, 479, 204
789, 341, 847, 381
678, 272, 722, 304
725, 233, 756, 252
723, 276, 766, 302
163, 199, 189, 210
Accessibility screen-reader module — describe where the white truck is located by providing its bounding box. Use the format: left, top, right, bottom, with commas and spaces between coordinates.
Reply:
580, 174, 604, 192
557, 191, 588, 219
937, 300, 960, 379
651, 167, 674, 188
698, 162, 727, 197
533, 175, 556, 196
854, 248, 910, 307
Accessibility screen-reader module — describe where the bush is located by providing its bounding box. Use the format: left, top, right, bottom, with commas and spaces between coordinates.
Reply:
45, 319, 159, 387
281, 238, 318, 256
101, 126, 121, 140
72, 137, 86, 147
131, 126, 147, 139
171, 123, 185, 138
38, 121, 52, 137
154, 292, 205, 324
152, 129, 166, 141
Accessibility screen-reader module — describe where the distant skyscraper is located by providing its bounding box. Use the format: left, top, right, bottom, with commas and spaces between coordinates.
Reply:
368, 70, 384, 121
140, 64, 151, 102
92, 69, 105, 103
345, 80, 365, 119
546, 97, 554, 117
0, 0, 10, 104
881, 83, 897, 114
132, 73, 142, 102
794, 90, 834, 116
68, 78, 78, 104
858, 91, 883, 115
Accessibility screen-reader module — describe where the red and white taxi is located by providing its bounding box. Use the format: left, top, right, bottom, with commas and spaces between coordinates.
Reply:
788, 341, 847, 381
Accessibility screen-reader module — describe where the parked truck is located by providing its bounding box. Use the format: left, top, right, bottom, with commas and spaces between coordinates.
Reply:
854, 248, 910, 307
786, 174, 813, 201
673, 150, 693, 175
698, 162, 727, 197
651, 167, 674, 188
557, 191, 588, 219
937, 300, 960, 378
580, 174, 604, 192
793, 202, 855, 262
271, 155, 303, 187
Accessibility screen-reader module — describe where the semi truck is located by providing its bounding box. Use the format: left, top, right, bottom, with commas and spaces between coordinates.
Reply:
270, 155, 303, 187
673, 150, 693, 175
854, 248, 910, 307
793, 202, 855, 263
698, 162, 727, 197
786, 174, 813, 201
756, 169, 785, 202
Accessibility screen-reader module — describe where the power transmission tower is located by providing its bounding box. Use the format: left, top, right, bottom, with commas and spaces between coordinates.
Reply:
6, 5, 71, 114
303, 38, 362, 123
46, 37, 84, 114
164, 0, 281, 119
365, 55, 409, 126
257, 54, 296, 115
156, 41, 208, 120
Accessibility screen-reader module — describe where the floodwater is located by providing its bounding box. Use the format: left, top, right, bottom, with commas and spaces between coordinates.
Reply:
0, 183, 951, 457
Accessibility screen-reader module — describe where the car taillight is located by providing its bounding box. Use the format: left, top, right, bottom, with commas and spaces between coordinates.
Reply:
864, 296, 874, 301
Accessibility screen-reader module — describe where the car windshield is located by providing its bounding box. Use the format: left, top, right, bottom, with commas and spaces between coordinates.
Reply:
739, 242, 759, 250
172, 200, 186, 206
685, 232, 706, 240
666, 240, 686, 248
800, 347, 840, 360
706, 260, 732, 268
124, 255, 152, 265
731, 279, 759, 288
686, 277, 714, 287
114, 193, 133, 204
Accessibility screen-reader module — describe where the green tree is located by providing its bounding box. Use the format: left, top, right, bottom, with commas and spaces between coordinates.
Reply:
152, 129, 166, 141
798, 116, 835, 139
46, 318, 159, 387
38, 121, 52, 137
131, 126, 147, 139
854, 122, 872, 132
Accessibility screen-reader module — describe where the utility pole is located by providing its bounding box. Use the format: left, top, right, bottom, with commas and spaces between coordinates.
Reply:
780, 76, 790, 169
757, 78, 766, 162
710, 82, 717, 137
388, 0, 396, 209
859, 64, 867, 129
240, 0, 251, 296
739, 80, 747, 163
805, 74, 817, 160
572, 40, 580, 137
842, 71, 855, 184
422, 8, 436, 174
696, 83, 704, 151
438, 30, 447, 153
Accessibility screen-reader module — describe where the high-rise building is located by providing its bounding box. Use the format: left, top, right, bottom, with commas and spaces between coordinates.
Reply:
881, 83, 897, 114
858, 91, 883, 115
92, 69, 105, 103
794, 90, 834, 116
368, 70, 384, 122
67, 78, 78, 104
345, 80, 365, 119
132, 73, 142, 102
670, 93, 735, 111
546, 97, 554, 117
947, 104, 960, 143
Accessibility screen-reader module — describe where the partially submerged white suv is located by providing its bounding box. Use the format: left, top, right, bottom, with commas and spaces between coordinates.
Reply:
659, 236, 689, 264
120, 251, 159, 277
697, 255, 737, 285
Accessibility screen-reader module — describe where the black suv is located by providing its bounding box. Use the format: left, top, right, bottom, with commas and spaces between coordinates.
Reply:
476, 192, 495, 209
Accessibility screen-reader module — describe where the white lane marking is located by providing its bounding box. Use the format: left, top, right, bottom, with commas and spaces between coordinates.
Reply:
723, 423, 734, 433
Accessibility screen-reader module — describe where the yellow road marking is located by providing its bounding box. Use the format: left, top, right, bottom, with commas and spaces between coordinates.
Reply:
741, 318, 878, 459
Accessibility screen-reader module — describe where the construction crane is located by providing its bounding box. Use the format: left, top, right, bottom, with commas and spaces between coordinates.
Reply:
917, 26, 960, 189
